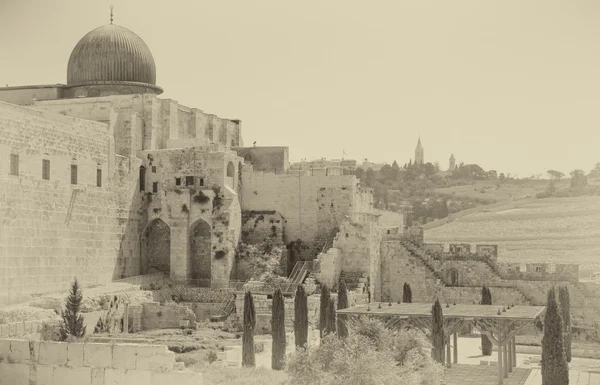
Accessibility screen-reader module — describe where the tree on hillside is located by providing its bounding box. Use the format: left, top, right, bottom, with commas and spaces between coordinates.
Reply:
319, 285, 330, 339
547, 170, 565, 180
559, 286, 572, 362
481, 286, 493, 356
570, 169, 588, 188
365, 168, 375, 186
294, 285, 308, 349
59, 278, 86, 341
431, 299, 445, 364
487, 170, 498, 179
337, 279, 349, 338
242, 291, 256, 367
354, 167, 365, 180
271, 288, 286, 370
589, 163, 600, 179
403, 283, 412, 303
541, 287, 569, 385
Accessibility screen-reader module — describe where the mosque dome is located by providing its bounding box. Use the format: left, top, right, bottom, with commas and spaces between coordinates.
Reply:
66, 23, 161, 92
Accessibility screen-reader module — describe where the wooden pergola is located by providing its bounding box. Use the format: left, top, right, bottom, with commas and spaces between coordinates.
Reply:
337, 303, 546, 385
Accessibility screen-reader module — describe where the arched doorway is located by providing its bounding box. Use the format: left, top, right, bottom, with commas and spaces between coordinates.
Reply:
244, 153, 253, 164
142, 219, 170, 275
226, 161, 235, 177
190, 219, 211, 282
448, 268, 459, 286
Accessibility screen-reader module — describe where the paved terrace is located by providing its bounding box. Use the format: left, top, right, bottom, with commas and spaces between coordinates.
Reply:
338, 303, 546, 385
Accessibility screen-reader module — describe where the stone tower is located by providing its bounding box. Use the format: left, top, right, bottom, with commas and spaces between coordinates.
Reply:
449, 153, 456, 171
415, 137, 424, 165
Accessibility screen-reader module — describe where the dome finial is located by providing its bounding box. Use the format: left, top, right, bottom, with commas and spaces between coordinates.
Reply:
110, 4, 114, 24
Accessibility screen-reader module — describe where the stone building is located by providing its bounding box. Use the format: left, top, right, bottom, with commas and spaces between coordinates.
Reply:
414, 136, 424, 165
0, 18, 372, 304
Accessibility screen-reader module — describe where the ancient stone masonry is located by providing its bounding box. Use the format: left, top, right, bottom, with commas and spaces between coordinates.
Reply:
0, 338, 203, 385
379, 227, 600, 332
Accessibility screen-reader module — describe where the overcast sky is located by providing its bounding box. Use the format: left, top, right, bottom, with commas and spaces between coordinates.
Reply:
1, 0, 599, 177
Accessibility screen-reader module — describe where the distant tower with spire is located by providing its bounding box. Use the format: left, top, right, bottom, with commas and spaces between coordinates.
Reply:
449, 153, 456, 171
414, 137, 424, 165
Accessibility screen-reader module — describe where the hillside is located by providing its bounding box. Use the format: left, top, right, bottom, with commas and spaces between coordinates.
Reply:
424, 196, 600, 277
433, 179, 570, 201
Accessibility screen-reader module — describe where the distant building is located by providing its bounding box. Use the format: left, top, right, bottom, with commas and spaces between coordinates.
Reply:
449, 153, 456, 171
289, 158, 357, 173
415, 137, 424, 165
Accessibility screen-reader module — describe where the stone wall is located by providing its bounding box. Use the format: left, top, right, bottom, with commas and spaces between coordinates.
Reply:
241, 211, 285, 245
141, 302, 197, 330
241, 171, 370, 258
233, 146, 289, 173
0, 101, 142, 306
0, 339, 202, 385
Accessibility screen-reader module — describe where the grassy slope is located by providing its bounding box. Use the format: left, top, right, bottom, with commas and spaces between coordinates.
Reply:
424, 196, 600, 276
433, 179, 570, 202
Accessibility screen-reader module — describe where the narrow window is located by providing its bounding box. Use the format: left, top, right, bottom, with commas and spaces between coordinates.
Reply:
186, 176, 194, 186
152, 166, 157, 173
96, 169, 102, 187
175, 177, 181, 186
10, 154, 19, 176
199, 177, 204, 187
139, 166, 146, 192
71, 165, 78, 185
152, 182, 158, 193
42, 159, 50, 180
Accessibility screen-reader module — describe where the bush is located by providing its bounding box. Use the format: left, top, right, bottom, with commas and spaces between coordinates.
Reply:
207, 350, 218, 364
254, 342, 265, 354
286, 318, 443, 385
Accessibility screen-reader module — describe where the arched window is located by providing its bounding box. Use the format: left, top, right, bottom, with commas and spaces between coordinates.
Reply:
448, 268, 459, 286
226, 161, 235, 177
139, 166, 146, 192
244, 153, 253, 164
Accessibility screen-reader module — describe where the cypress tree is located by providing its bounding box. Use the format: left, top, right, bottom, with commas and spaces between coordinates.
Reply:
59, 278, 86, 341
481, 286, 493, 356
558, 286, 572, 363
403, 282, 412, 303
541, 287, 569, 385
271, 288, 286, 370
431, 299, 445, 364
337, 279, 349, 338
294, 285, 308, 349
326, 297, 336, 335
242, 290, 256, 367
319, 285, 330, 339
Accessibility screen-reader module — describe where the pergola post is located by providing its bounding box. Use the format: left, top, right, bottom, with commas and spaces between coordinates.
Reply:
503, 333, 509, 378
511, 336, 517, 367
497, 337, 503, 385
453, 333, 458, 364
507, 338, 513, 373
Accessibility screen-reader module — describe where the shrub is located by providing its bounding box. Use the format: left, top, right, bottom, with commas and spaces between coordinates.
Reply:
254, 342, 265, 354
271, 288, 286, 370
286, 318, 443, 385
541, 287, 568, 385
193, 191, 210, 204
207, 350, 218, 364
242, 291, 256, 367
294, 285, 308, 349
403, 282, 412, 303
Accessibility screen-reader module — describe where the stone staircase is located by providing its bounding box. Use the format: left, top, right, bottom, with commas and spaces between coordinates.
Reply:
401, 240, 446, 285
339, 271, 368, 291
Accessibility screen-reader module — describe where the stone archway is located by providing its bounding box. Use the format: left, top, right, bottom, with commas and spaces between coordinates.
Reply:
142, 219, 171, 275
448, 268, 459, 286
190, 219, 211, 282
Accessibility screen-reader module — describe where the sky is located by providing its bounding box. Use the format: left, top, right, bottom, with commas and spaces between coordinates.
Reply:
1, 0, 599, 177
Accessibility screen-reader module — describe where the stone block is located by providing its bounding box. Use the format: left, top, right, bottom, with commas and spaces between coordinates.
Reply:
67, 343, 84, 367
38, 341, 68, 366
9, 323, 18, 336
0, 362, 30, 385
104, 368, 152, 385
15, 322, 24, 336
36, 364, 55, 385
0, 325, 8, 338
151, 371, 203, 385
135, 345, 173, 372
83, 343, 113, 368
111, 343, 137, 370
53, 366, 92, 385
0, 339, 10, 361
9, 340, 31, 364
90, 367, 105, 385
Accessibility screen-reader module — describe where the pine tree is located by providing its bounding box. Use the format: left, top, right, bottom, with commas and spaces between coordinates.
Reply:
541, 287, 569, 385
558, 286, 572, 363
294, 285, 308, 349
337, 279, 349, 338
326, 298, 336, 335
481, 286, 493, 356
403, 282, 412, 303
431, 299, 445, 364
271, 288, 286, 370
242, 291, 256, 367
59, 278, 86, 341
319, 285, 330, 339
